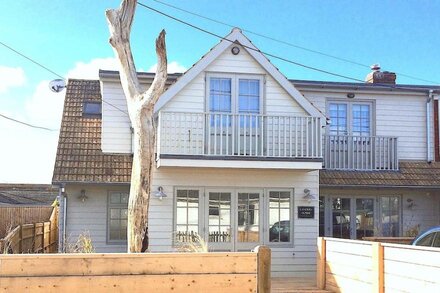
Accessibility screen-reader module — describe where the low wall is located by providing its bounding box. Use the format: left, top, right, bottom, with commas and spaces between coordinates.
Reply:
317, 237, 440, 292
0, 246, 271, 293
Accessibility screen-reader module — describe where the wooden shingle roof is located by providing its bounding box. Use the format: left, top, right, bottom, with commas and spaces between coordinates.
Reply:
52, 79, 132, 184
320, 161, 440, 188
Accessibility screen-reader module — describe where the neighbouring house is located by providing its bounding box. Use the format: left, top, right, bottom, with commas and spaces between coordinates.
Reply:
52, 28, 440, 277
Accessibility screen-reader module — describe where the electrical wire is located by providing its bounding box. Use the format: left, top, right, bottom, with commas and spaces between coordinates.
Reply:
0, 113, 58, 131
148, 0, 440, 85
0, 41, 65, 80
137, 1, 439, 93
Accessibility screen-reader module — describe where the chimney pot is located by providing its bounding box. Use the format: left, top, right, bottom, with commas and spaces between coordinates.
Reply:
365, 64, 396, 84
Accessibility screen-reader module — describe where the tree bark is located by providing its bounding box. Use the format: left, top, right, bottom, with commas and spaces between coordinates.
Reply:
105, 0, 167, 253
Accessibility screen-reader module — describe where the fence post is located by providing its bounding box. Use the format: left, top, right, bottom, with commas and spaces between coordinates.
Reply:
317, 237, 326, 289
254, 245, 271, 293
372, 242, 384, 293
18, 225, 23, 253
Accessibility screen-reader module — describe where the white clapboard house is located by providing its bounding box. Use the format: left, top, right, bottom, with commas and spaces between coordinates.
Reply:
52, 28, 440, 277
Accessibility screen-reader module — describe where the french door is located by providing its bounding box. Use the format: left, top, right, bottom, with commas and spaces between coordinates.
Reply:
326, 196, 376, 240
205, 189, 263, 251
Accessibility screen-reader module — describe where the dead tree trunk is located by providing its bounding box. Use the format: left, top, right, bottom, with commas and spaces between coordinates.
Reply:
105, 0, 167, 252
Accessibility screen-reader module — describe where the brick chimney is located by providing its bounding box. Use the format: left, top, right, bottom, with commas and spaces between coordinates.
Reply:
365, 64, 396, 84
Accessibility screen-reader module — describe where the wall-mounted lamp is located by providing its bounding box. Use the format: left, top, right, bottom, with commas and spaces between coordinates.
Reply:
78, 189, 88, 202
303, 188, 316, 203
407, 198, 416, 209
153, 186, 167, 200
347, 93, 355, 99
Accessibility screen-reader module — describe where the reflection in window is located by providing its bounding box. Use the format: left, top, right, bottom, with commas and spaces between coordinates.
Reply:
209, 192, 231, 243
329, 103, 347, 135
269, 191, 291, 242
210, 78, 232, 127
176, 190, 199, 242
108, 192, 128, 241
352, 104, 370, 136
380, 196, 400, 237
237, 193, 260, 242
83, 101, 102, 116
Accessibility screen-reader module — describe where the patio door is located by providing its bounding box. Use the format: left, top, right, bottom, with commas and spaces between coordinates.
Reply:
205, 189, 263, 251
328, 196, 376, 239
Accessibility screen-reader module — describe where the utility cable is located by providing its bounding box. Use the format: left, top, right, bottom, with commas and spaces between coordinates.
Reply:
0, 113, 58, 131
147, 0, 439, 85
138, 1, 439, 93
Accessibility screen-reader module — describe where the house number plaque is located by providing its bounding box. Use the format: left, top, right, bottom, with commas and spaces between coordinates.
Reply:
298, 206, 315, 218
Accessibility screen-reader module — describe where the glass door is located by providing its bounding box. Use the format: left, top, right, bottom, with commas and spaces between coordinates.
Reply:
206, 190, 233, 251
355, 198, 375, 239
331, 197, 351, 238
236, 191, 262, 251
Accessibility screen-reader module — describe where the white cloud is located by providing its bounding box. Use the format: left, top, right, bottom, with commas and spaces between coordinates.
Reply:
147, 61, 186, 73
66, 57, 119, 80
0, 66, 26, 93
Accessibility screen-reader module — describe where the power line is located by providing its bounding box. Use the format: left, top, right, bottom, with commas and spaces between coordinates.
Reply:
148, 0, 439, 85
138, 2, 439, 93
0, 113, 58, 132
102, 99, 129, 116
0, 41, 65, 79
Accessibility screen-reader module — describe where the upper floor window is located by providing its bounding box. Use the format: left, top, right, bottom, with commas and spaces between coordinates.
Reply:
208, 74, 262, 115
328, 101, 372, 136
83, 101, 102, 117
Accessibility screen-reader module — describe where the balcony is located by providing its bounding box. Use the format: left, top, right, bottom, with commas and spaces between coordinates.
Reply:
157, 112, 323, 169
324, 135, 398, 171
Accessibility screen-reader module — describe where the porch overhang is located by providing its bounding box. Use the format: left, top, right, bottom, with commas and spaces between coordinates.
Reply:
157, 155, 323, 170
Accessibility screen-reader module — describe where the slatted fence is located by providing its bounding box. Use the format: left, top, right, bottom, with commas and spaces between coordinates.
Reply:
0, 246, 271, 293
317, 237, 440, 292
0, 206, 53, 237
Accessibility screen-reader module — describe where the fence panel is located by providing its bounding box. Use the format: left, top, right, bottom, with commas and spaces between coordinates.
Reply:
0, 206, 53, 238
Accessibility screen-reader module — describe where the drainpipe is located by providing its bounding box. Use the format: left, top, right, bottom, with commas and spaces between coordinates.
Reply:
57, 184, 67, 252
427, 90, 434, 162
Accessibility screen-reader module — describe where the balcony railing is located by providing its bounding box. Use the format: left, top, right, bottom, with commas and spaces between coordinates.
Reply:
324, 135, 398, 171
157, 111, 323, 160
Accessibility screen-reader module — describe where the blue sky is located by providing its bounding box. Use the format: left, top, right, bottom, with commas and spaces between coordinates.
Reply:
1, 0, 439, 183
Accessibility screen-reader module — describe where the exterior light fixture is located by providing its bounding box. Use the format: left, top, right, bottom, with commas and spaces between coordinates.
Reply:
78, 189, 88, 202
347, 93, 355, 99
231, 46, 240, 55
303, 188, 316, 203
153, 186, 167, 200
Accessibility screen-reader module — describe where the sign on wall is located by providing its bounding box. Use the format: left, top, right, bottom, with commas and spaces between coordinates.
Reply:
298, 206, 315, 219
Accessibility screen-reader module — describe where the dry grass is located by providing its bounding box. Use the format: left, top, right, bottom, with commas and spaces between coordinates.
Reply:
173, 233, 209, 253
65, 231, 95, 253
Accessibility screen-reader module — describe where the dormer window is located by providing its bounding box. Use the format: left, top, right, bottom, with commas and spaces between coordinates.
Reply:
83, 101, 102, 117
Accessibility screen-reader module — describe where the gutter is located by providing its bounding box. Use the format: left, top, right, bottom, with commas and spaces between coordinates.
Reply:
320, 184, 440, 189
427, 90, 434, 162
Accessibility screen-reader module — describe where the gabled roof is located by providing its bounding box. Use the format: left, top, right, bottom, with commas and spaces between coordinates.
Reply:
52, 80, 132, 184
154, 28, 324, 119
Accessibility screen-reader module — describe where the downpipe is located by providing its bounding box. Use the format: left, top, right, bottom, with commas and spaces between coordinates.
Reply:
427, 90, 434, 163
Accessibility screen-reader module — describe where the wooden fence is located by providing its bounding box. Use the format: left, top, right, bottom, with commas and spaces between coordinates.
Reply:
0, 246, 271, 293
317, 237, 440, 292
0, 206, 54, 237
0, 206, 58, 254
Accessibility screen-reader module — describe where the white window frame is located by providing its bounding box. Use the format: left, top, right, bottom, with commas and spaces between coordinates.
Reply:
326, 99, 375, 136
107, 191, 129, 244
172, 187, 295, 249
206, 73, 264, 115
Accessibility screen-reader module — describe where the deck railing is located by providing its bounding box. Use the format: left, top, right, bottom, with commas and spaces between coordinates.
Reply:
158, 111, 323, 159
324, 134, 398, 170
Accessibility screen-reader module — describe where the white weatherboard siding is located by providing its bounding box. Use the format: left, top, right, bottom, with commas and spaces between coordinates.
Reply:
65, 168, 319, 277
164, 44, 308, 116
305, 90, 435, 161
65, 185, 129, 253
149, 167, 319, 278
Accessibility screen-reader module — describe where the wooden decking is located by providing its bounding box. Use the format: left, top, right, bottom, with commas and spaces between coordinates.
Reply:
272, 277, 332, 293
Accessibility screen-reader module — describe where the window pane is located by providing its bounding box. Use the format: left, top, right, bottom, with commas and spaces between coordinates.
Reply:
352, 104, 370, 136
175, 190, 199, 241
269, 191, 291, 242
329, 103, 347, 135
210, 78, 231, 112
380, 196, 400, 237
110, 193, 120, 204
110, 209, 120, 219
417, 234, 434, 246
187, 208, 198, 225
83, 101, 102, 115
238, 79, 260, 114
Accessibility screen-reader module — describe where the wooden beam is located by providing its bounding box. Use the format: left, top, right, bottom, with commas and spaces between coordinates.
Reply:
254, 246, 271, 293
316, 237, 326, 289
372, 242, 384, 293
